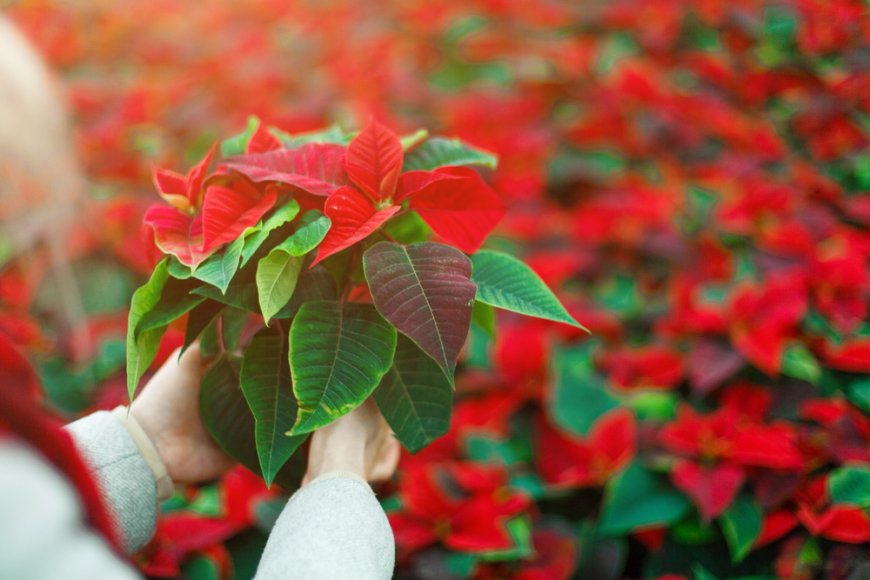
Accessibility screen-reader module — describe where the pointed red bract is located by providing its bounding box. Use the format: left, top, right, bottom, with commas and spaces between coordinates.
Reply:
151, 144, 216, 212
312, 186, 399, 265
200, 181, 277, 254
671, 460, 744, 520
394, 169, 462, 203
346, 118, 404, 202
246, 123, 282, 154
409, 166, 506, 253
143, 205, 208, 267
152, 169, 188, 210
224, 143, 349, 196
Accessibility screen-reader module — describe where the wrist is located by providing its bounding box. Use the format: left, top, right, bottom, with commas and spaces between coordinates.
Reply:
306, 429, 367, 482
112, 406, 174, 500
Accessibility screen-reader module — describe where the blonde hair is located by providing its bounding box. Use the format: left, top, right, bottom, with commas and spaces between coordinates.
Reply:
0, 15, 84, 251
0, 16, 88, 350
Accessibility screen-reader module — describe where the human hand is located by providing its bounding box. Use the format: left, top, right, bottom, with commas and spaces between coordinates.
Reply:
130, 345, 234, 484
303, 398, 400, 486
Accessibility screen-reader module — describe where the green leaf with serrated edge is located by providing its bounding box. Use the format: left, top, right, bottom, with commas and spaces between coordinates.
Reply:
191, 236, 245, 294
720, 494, 762, 563
136, 277, 205, 338
199, 353, 306, 489
256, 251, 304, 324
829, 466, 870, 508
363, 242, 475, 383
471, 250, 585, 330
274, 210, 331, 256
374, 336, 453, 452
400, 129, 429, 151
598, 461, 691, 536
471, 300, 496, 339
221, 116, 260, 157
289, 301, 396, 434
240, 329, 306, 485
273, 265, 338, 319
240, 200, 301, 267
550, 343, 619, 436
126, 260, 170, 400
402, 136, 498, 171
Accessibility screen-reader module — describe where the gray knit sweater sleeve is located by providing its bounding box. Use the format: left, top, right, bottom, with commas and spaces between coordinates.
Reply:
66, 410, 158, 553
256, 473, 396, 580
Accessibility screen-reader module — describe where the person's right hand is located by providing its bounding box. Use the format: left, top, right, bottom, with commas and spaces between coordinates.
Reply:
303, 398, 400, 485
130, 345, 234, 485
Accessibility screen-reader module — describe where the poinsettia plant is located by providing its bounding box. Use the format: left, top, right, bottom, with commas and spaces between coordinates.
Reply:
127, 118, 584, 485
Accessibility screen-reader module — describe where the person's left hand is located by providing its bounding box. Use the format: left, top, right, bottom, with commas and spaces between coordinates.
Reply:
130, 345, 234, 484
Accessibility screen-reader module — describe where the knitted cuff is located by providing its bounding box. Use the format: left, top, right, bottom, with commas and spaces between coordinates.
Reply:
110, 407, 174, 501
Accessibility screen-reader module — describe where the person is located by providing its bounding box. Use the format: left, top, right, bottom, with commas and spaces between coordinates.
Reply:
0, 16, 400, 580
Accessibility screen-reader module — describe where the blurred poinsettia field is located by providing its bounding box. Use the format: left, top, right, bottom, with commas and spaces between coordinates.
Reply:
3, 0, 870, 578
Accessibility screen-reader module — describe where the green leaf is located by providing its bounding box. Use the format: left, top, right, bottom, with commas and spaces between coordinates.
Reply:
221, 116, 260, 157
240, 200, 301, 267
167, 257, 194, 279
781, 343, 822, 384
289, 301, 396, 434
364, 242, 476, 382
136, 277, 205, 337
199, 352, 305, 489
182, 301, 223, 355
691, 565, 719, 580
471, 250, 585, 329
478, 516, 534, 562
550, 344, 619, 436
471, 300, 496, 339
192, 264, 260, 313
272, 125, 350, 148
720, 494, 762, 564
191, 236, 245, 294
598, 461, 692, 536
846, 378, 870, 413
374, 336, 453, 452
402, 136, 498, 171
255, 251, 304, 324
273, 265, 338, 319
400, 129, 429, 151
240, 329, 306, 485
126, 260, 171, 400
274, 210, 331, 256
382, 211, 431, 245
829, 466, 870, 508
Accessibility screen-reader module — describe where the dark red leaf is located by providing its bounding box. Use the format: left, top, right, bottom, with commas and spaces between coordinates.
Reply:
363, 241, 475, 380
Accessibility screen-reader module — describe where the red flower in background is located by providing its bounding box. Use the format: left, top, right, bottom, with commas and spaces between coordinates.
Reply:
390, 462, 532, 556
536, 409, 636, 488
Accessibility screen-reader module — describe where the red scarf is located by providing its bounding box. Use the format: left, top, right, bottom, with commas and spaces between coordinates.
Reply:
0, 332, 122, 551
